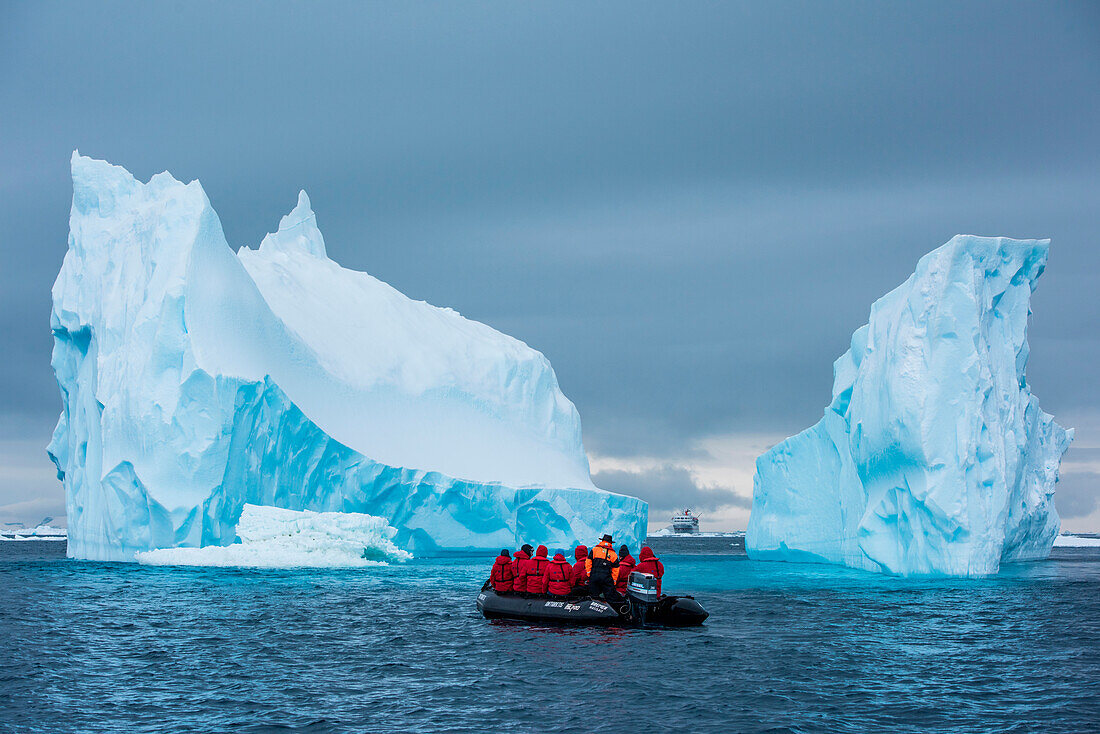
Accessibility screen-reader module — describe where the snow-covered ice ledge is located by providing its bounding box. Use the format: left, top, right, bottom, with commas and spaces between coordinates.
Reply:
48, 154, 647, 562
747, 235, 1072, 577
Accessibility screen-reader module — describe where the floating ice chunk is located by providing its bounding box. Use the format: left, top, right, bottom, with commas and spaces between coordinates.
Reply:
135, 504, 410, 568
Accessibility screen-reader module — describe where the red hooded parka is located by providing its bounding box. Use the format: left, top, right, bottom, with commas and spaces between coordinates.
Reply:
571, 545, 589, 588
490, 553, 514, 592
545, 552, 574, 596
511, 548, 530, 592
525, 545, 551, 594
634, 546, 664, 596
615, 552, 637, 594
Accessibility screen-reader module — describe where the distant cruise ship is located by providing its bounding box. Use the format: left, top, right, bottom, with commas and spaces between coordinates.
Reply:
671, 509, 701, 534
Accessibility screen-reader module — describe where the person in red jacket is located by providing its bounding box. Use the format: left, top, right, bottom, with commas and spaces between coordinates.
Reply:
545, 551, 574, 596
634, 546, 664, 596
511, 544, 532, 593
615, 544, 636, 595
489, 549, 515, 593
571, 545, 589, 590
525, 545, 551, 595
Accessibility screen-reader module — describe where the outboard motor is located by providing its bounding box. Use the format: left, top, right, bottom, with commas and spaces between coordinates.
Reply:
626, 571, 659, 626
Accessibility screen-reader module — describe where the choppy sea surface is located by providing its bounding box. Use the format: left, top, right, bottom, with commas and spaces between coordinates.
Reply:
2, 538, 1099, 734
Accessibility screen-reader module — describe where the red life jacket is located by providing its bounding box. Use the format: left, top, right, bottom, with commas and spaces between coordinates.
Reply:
490, 555, 514, 592
546, 554, 573, 596
525, 545, 550, 594
511, 549, 530, 592
571, 545, 589, 588
615, 554, 636, 592
635, 546, 664, 596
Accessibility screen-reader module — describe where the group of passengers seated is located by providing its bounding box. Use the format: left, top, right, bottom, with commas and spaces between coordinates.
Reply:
488, 533, 665, 603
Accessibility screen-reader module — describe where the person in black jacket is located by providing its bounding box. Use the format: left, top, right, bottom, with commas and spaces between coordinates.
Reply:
585, 534, 625, 603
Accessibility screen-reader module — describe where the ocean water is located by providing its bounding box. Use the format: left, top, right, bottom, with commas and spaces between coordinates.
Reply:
2, 539, 1099, 734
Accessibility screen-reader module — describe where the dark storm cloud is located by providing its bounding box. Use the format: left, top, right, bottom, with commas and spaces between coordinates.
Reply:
1, 1, 1098, 476
1055, 472, 1100, 520
592, 466, 749, 516
1057, 450, 1100, 520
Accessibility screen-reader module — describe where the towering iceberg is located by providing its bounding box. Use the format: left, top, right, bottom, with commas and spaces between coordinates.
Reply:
747, 236, 1072, 576
49, 154, 646, 562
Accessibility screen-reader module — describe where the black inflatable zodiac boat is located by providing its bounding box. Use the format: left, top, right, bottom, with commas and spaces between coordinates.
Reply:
477, 572, 708, 628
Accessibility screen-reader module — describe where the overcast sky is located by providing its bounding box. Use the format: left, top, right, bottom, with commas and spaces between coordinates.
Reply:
1, 1, 1098, 531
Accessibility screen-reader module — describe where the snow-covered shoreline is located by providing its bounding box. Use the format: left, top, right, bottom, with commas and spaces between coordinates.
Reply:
1, 525, 67, 541
1053, 534, 1100, 548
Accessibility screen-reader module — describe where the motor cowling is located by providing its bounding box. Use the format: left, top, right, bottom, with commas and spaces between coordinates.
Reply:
626, 571, 659, 603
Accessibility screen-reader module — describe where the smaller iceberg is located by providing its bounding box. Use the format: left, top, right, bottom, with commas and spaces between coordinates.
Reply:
135, 505, 411, 568
748, 235, 1073, 576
